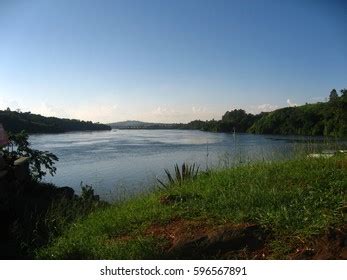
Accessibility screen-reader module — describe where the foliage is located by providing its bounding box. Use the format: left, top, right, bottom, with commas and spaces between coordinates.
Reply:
80, 183, 100, 202
329, 89, 339, 101
1, 131, 58, 181
42, 184, 104, 245
0, 180, 105, 258
184, 89, 347, 137
157, 162, 200, 188
0, 109, 111, 134
0, 131, 105, 258
249, 90, 347, 137
220, 109, 262, 132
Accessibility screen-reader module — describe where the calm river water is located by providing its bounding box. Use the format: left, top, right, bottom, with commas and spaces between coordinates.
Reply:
29, 129, 312, 200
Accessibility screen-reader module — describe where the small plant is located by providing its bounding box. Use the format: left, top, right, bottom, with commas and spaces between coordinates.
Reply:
80, 183, 99, 202
1, 130, 58, 181
157, 162, 199, 188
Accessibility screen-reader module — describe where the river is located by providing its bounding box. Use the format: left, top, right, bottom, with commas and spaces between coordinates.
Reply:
29, 129, 316, 200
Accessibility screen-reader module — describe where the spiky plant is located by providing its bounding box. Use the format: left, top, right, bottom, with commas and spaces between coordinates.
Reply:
157, 162, 199, 188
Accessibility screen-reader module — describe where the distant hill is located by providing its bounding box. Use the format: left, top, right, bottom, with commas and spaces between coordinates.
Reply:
0, 109, 111, 134
109, 120, 183, 129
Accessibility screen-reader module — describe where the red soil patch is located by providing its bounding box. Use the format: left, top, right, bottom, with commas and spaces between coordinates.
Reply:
290, 226, 347, 260
145, 219, 346, 259
336, 158, 347, 170
108, 219, 346, 259
145, 218, 209, 249
145, 218, 268, 258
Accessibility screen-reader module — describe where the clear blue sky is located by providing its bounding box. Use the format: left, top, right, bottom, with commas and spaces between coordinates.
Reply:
0, 0, 346, 123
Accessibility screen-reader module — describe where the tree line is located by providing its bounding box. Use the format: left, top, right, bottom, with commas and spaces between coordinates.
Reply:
1, 88, 345, 137
0, 109, 111, 133
184, 89, 347, 137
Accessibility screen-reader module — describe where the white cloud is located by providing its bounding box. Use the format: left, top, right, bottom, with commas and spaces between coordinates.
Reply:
33, 102, 68, 118
0, 97, 231, 124
0, 97, 20, 111
146, 106, 189, 122
129, 105, 218, 123
286, 99, 298, 107
256, 104, 279, 112
151, 106, 176, 116
247, 103, 279, 114
27, 102, 121, 123
192, 106, 207, 114
67, 103, 120, 122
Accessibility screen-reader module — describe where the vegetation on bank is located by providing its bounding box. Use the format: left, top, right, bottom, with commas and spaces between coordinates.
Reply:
1, 88, 345, 137
0, 108, 111, 133
0, 180, 104, 259
249, 90, 347, 137
109, 120, 180, 129
38, 156, 346, 259
0, 131, 104, 259
108, 89, 347, 138
3, 131, 58, 181
185, 89, 347, 137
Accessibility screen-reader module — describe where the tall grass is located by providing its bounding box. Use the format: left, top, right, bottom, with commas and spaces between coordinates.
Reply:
0, 181, 105, 259
37, 156, 346, 259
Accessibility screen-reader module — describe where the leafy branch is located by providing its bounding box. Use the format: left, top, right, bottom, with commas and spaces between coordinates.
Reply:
1, 131, 58, 181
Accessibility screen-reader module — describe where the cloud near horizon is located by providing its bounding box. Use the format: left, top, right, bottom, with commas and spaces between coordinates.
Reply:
248, 103, 279, 114
1, 98, 299, 124
0, 100, 220, 123
286, 99, 298, 107
0, 97, 20, 111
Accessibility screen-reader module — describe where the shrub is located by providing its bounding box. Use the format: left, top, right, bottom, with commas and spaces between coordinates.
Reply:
157, 162, 199, 188
1, 130, 58, 181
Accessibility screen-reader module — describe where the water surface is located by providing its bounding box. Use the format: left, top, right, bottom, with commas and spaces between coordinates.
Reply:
29, 129, 309, 199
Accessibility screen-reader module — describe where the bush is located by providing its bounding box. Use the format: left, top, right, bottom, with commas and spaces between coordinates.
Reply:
1, 131, 58, 181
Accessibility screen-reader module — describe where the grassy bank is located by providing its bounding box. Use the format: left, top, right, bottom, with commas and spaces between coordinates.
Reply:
38, 156, 346, 259
0, 179, 105, 259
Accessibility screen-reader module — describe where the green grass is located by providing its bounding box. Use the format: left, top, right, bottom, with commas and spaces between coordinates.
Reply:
37, 156, 346, 259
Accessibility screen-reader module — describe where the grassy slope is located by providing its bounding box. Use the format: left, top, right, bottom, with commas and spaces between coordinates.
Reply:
38, 157, 346, 259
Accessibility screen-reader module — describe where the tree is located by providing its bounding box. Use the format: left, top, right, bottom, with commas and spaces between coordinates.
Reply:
1, 131, 58, 181
329, 89, 338, 101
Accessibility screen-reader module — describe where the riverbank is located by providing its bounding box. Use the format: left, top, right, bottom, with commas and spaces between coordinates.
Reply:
38, 156, 346, 259
0, 110, 111, 134
0, 179, 105, 259
109, 91, 347, 138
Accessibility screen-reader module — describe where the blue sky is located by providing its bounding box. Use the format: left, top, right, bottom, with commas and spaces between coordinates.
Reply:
0, 0, 346, 123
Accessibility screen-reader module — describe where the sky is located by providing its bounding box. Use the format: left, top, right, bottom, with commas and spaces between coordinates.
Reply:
0, 0, 346, 123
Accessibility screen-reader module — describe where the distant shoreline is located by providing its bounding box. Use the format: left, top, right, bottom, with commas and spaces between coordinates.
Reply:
0, 109, 111, 134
